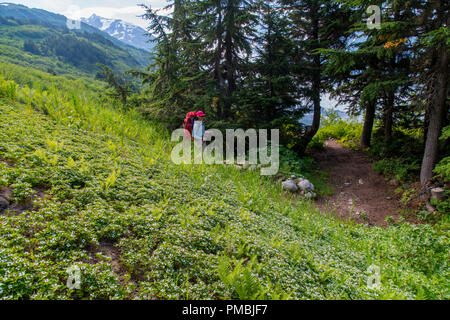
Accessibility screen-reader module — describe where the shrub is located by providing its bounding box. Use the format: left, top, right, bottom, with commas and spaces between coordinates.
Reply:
0, 76, 18, 101
308, 112, 362, 150
434, 125, 450, 183
373, 158, 420, 182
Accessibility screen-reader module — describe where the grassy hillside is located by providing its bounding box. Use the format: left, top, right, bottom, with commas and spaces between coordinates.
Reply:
0, 64, 448, 300
0, 5, 150, 76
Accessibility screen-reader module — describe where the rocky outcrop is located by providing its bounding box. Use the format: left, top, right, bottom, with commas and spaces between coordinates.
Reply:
282, 180, 298, 192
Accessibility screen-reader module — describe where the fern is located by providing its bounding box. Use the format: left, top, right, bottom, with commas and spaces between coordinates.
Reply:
67, 156, 76, 168
104, 169, 120, 190
217, 255, 269, 300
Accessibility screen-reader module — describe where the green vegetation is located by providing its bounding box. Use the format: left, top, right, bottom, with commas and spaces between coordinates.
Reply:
136, 0, 448, 185
319, 0, 448, 186
372, 159, 420, 184
434, 125, 450, 182
308, 111, 446, 187
0, 62, 102, 94
0, 14, 148, 77
0, 0, 448, 302
308, 112, 363, 150
1, 63, 449, 300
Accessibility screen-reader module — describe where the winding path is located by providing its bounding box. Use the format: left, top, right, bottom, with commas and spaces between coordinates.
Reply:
312, 139, 405, 226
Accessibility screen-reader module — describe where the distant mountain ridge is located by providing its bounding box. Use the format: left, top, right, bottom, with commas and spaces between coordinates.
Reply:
300, 108, 355, 126
0, 2, 150, 69
81, 14, 153, 52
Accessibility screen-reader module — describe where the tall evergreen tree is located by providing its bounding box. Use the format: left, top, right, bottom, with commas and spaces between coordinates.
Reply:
139, 1, 202, 127
416, 0, 449, 185
97, 64, 133, 107
321, 1, 417, 150
282, 0, 352, 153
140, 0, 257, 126
197, 0, 258, 118
235, 4, 302, 128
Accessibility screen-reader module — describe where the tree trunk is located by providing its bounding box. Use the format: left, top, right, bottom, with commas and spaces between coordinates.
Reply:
222, 0, 236, 119
360, 100, 376, 148
214, 5, 225, 118
420, 41, 448, 185
296, 9, 321, 154
384, 91, 394, 146
308, 57, 321, 138
423, 102, 430, 149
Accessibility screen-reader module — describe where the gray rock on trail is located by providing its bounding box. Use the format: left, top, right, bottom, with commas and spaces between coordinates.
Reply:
282, 179, 298, 193
297, 179, 314, 192
305, 192, 317, 199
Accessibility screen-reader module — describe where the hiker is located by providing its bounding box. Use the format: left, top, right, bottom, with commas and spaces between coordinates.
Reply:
183, 111, 196, 140
182, 110, 206, 162
192, 111, 206, 163
192, 110, 206, 143
182, 110, 206, 141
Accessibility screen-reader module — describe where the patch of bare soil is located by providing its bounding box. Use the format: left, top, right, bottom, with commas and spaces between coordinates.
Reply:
0, 186, 33, 214
87, 241, 149, 299
0, 157, 16, 167
98, 242, 123, 273
0, 186, 49, 215
311, 139, 416, 227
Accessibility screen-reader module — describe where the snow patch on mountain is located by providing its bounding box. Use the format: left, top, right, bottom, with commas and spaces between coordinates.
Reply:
81, 14, 153, 52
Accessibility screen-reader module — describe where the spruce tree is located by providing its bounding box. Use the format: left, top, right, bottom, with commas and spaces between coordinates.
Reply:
282, 0, 352, 153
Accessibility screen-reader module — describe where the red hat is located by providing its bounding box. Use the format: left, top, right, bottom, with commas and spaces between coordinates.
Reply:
196, 110, 206, 117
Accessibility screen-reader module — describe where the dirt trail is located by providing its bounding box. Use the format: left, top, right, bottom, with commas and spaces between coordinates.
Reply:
312, 139, 405, 226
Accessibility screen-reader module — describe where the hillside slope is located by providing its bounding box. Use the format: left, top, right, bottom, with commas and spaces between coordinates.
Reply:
0, 3, 150, 75
0, 71, 448, 299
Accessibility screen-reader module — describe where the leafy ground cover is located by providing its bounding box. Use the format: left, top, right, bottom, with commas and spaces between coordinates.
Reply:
308, 113, 363, 151
0, 74, 448, 300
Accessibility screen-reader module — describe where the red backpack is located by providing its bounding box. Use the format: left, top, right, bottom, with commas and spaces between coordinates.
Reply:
183, 111, 197, 140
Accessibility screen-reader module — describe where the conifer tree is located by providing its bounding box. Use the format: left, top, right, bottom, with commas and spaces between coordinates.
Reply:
282, 0, 352, 153
235, 3, 302, 128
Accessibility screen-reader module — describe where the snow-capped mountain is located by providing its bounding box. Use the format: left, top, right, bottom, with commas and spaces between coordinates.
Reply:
81, 14, 153, 52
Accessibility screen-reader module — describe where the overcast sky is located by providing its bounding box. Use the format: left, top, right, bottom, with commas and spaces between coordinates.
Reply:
4, 0, 169, 28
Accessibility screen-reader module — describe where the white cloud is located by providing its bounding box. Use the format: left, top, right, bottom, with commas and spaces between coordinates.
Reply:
74, 3, 172, 29
5, 1, 172, 29
77, 6, 149, 28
